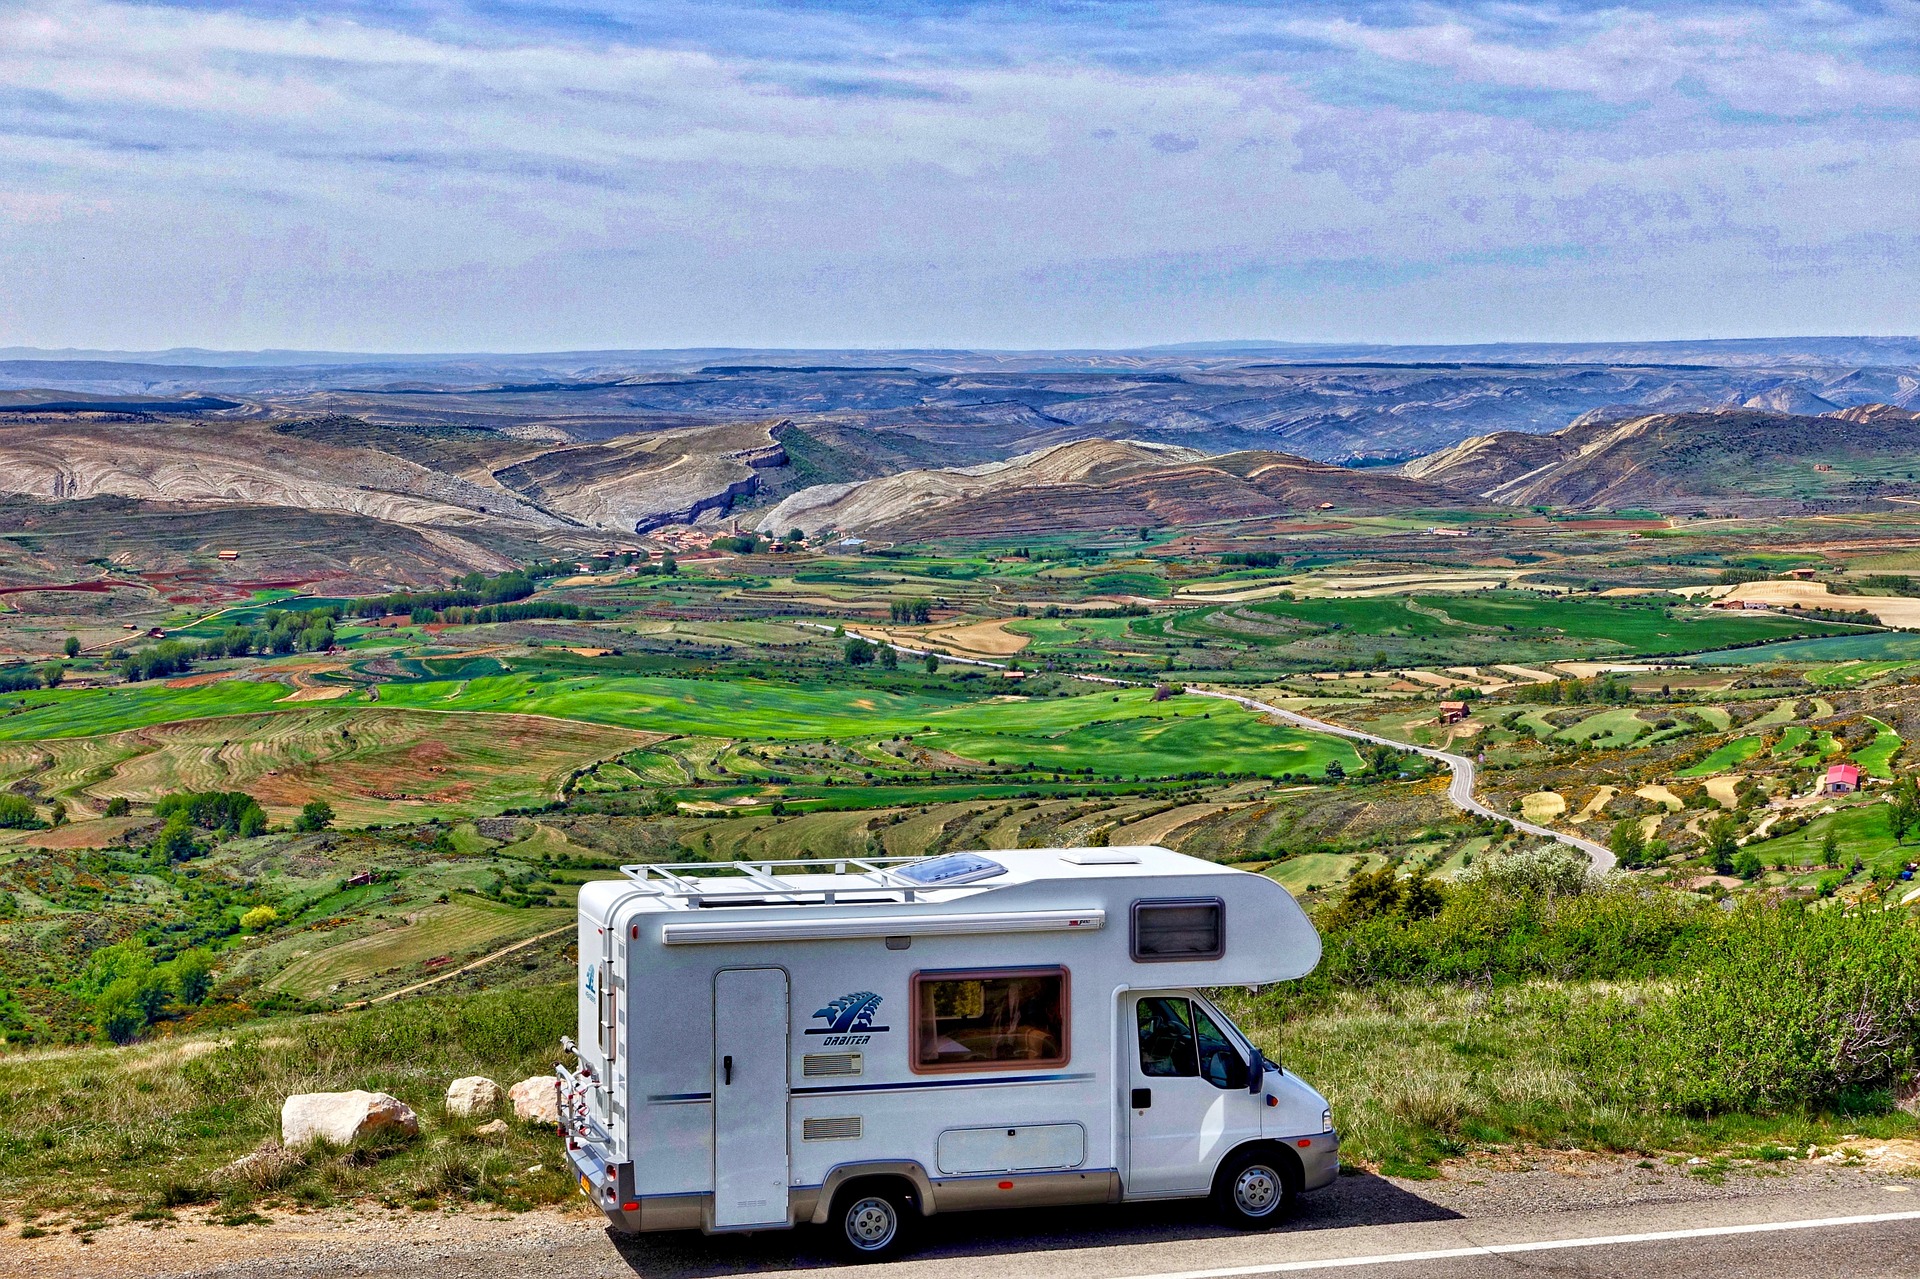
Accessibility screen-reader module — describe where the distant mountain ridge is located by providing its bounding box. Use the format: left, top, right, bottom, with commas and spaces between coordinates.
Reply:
1402, 405, 1920, 512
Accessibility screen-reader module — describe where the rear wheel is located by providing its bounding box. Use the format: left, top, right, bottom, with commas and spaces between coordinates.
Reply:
831, 1182, 914, 1261
1212, 1146, 1296, 1230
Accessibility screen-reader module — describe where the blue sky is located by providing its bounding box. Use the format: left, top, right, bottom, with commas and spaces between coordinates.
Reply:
0, 1, 1915, 350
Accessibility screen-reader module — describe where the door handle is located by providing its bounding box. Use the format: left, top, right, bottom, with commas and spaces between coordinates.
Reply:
1131, 1087, 1151, 1109
723, 1055, 733, 1085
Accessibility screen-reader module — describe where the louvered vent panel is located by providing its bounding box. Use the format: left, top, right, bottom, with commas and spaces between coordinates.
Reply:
803, 1116, 863, 1141
802, 1052, 863, 1077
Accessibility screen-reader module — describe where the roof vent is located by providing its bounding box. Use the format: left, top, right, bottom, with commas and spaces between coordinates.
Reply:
1062, 851, 1140, 866
894, 852, 1006, 887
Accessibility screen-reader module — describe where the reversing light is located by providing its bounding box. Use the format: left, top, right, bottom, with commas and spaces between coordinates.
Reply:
1322, 1108, 1333, 1132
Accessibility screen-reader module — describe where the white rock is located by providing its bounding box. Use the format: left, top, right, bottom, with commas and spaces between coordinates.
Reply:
474, 1119, 509, 1137
445, 1076, 503, 1118
281, 1090, 419, 1149
509, 1076, 559, 1124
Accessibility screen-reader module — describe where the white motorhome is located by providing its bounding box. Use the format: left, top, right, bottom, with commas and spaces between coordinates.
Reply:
557, 847, 1337, 1259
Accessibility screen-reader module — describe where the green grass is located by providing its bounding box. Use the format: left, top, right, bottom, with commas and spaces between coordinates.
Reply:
1219, 982, 1918, 1178
264, 898, 570, 999
1746, 700, 1802, 729
1807, 661, 1920, 687
0, 677, 1362, 783
1691, 632, 1920, 664
0, 679, 297, 740
1556, 708, 1649, 748
1856, 717, 1902, 780
0, 986, 580, 1217
1743, 802, 1907, 872
1676, 736, 1766, 777
915, 700, 1362, 778
1772, 727, 1811, 758
1429, 592, 1854, 652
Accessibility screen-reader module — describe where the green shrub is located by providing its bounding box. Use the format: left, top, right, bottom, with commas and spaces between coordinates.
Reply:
0, 794, 39, 829
1569, 902, 1920, 1115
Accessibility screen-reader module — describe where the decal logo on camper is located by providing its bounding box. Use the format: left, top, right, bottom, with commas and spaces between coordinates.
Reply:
808, 991, 889, 1046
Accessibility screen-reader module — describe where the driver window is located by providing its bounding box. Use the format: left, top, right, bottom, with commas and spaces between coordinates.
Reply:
1136, 997, 1197, 1077
1194, 1004, 1249, 1090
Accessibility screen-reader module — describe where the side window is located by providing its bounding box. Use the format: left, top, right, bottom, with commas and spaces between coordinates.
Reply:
912, 968, 1068, 1072
1131, 899, 1225, 961
1136, 997, 1197, 1078
1193, 1004, 1248, 1090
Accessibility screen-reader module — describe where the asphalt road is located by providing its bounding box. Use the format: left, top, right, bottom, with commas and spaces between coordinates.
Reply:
826, 622, 1616, 873
1189, 690, 1616, 873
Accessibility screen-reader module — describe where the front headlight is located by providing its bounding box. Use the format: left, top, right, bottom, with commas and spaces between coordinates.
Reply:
1321, 1107, 1333, 1132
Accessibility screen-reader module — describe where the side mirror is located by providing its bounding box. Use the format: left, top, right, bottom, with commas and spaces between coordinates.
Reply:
1246, 1048, 1268, 1094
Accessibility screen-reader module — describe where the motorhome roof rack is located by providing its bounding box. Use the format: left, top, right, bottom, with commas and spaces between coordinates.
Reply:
616, 855, 985, 907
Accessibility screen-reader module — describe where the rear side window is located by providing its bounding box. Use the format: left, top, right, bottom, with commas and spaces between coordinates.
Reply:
912, 967, 1068, 1072
1131, 898, 1224, 961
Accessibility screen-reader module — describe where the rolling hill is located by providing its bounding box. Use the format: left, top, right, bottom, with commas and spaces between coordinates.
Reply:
754, 439, 1471, 538
1402, 405, 1920, 512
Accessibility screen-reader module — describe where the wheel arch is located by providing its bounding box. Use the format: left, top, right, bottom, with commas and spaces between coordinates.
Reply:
1212, 1138, 1304, 1198
811, 1162, 935, 1224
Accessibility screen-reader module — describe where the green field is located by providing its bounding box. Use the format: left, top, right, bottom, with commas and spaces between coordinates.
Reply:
1676, 736, 1766, 777
264, 898, 571, 998
1857, 717, 1903, 779
1690, 632, 1920, 664
1555, 707, 1649, 747
0, 673, 1362, 786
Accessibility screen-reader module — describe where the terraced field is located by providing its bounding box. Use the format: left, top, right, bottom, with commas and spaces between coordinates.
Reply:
262, 897, 572, 999
1, 710, 653, 824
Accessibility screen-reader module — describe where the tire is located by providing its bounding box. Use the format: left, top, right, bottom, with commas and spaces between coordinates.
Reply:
1212, 1146, 1296, 1230
831, 1181, 914, 1262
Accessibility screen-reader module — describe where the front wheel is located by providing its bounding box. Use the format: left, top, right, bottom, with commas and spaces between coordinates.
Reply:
831, 1183, 914, 1261
1212, 1147, 1296, 1230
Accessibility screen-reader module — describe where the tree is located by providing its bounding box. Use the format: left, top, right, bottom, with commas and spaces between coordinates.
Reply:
1821, 826, 1840, 865
1323, 760, 1345, 780
240, 905, 278, 932
1609, 819, 1647, 869
786, 527, 805, 544
1703, 815, 1739, 875
39, 662, 64, 689
63, 636, 80, 659
169, 949, 215, 1005
294, 799, 335, 832
1732, 848, 1764, 880
1889, 774, 1920, 843
95, 979, 145, 1044
923, 652, 939, 674
158, 812, 197, 862
0, 794, 37, 829
844, 637, 876, 666
104, 796, 130, 817
878, 644, 898, 670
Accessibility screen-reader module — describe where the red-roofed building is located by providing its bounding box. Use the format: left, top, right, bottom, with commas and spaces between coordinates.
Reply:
1825, 763, 1861, 794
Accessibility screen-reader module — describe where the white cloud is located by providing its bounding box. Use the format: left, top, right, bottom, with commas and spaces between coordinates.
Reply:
0, 0, 1913, 347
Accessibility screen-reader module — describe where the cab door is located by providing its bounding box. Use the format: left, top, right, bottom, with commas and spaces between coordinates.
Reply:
1124, 993, 1262, 1196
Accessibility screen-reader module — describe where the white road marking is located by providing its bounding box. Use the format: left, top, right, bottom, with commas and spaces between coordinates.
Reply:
1108, 1210, 1920, 1277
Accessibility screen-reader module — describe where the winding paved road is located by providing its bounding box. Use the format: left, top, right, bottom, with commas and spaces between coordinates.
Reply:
1189, 688, 1616, 873
808, 621, 1615, 873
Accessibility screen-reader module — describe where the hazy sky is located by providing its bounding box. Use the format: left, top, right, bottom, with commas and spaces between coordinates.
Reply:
1, 1, 1915, 351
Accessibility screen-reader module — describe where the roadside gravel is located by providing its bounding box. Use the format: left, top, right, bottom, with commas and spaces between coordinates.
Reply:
8, 1152, 1914, 1279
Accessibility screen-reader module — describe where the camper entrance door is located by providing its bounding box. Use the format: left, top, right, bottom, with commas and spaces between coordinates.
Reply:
712, 967, 792, 1229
